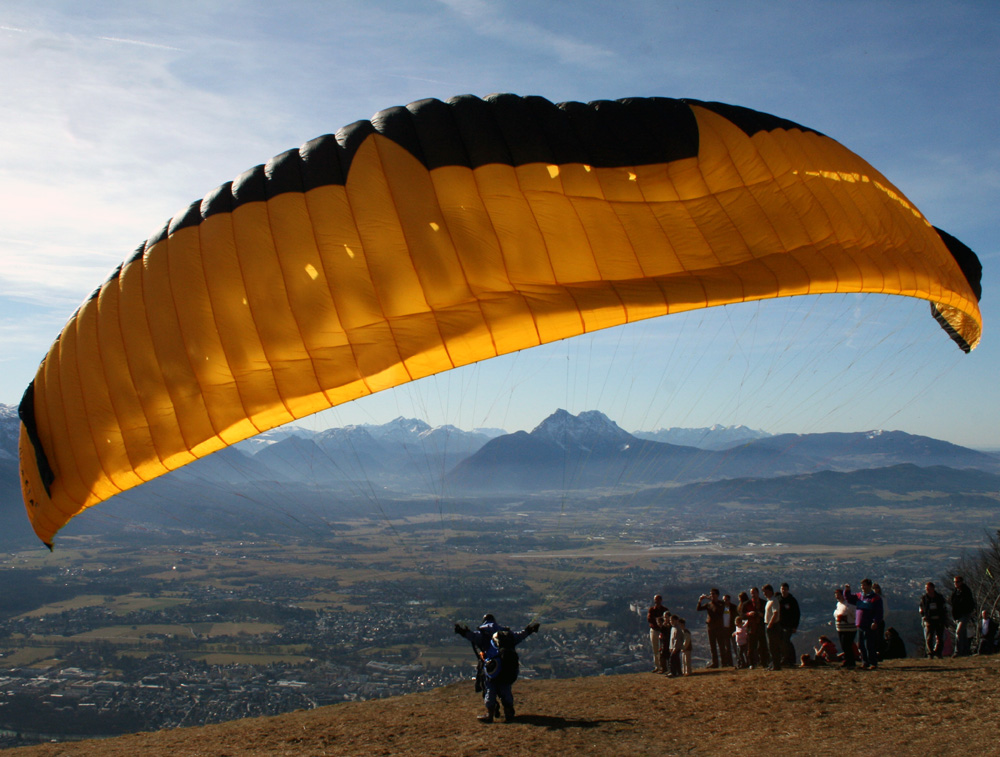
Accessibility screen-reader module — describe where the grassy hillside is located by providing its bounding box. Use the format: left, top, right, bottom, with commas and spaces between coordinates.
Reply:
10, 656, 1000, 756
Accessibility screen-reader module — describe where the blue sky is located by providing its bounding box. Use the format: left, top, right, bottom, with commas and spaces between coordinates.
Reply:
1, 1, 997, 447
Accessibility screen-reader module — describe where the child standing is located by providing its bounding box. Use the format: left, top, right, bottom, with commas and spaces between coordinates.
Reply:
680, 618, 693, 676
733, 617, 749, 669
668, 615, 683, 677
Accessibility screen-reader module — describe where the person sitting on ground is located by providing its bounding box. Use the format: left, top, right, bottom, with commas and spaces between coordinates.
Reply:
475, 622, 540, 723
800, 635, 838, 667
883, 626, 907, 659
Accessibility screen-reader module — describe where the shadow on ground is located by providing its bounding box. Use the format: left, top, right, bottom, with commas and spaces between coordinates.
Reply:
513, 714, 635, 730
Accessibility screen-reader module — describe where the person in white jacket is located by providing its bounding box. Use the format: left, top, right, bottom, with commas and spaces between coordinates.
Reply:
834, 588, 857, 668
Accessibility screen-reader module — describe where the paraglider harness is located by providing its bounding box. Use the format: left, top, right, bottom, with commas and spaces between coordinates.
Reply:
484, 629, 520, 686
466, 617, 501, 692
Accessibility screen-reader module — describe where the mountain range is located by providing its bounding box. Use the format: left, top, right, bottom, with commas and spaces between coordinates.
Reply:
632, 424, 771, 449
444, 410, 1000, 492
1, 404, 997, 545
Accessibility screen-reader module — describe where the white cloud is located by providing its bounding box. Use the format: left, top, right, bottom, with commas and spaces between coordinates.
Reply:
435, 0, 615, 67
96, 35, 184, 51
0, 17, 295, 305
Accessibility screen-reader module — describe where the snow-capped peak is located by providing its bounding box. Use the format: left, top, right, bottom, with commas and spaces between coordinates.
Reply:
361, 417, 432, 441
0, 403, 22, 460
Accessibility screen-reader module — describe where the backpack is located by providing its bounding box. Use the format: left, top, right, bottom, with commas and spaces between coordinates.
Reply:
494, 630, 520, 685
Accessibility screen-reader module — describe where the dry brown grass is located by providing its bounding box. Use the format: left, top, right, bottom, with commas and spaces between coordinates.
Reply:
11, 656, 1000, 756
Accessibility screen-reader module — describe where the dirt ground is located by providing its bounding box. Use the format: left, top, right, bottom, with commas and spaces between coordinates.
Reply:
11, 656, 999, 757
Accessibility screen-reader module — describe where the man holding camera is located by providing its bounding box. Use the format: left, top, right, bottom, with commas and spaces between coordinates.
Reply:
696, 588, 732, 668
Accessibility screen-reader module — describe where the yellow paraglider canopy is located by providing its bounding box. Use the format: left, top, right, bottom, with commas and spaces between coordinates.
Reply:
18, 94, 983, 546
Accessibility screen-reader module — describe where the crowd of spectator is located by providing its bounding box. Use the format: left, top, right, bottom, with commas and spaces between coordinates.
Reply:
645, 575, 999, 675
646, 583, 800, 675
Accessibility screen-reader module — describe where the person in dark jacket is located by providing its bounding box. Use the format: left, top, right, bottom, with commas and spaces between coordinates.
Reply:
950, 576, 976, 656
740, 587, 769, 668
919, 582, 949, 658
844, 579, 884, 669
475, 624, 539, 722
646, 594, 668, 672
778, 582, 801, 667
762, 584, 783, 671
977, 610, 997, 655
459, 614, 502, 651
696, 588, 732, 668
721, 593, 739, 666
872, 582, 888, 660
